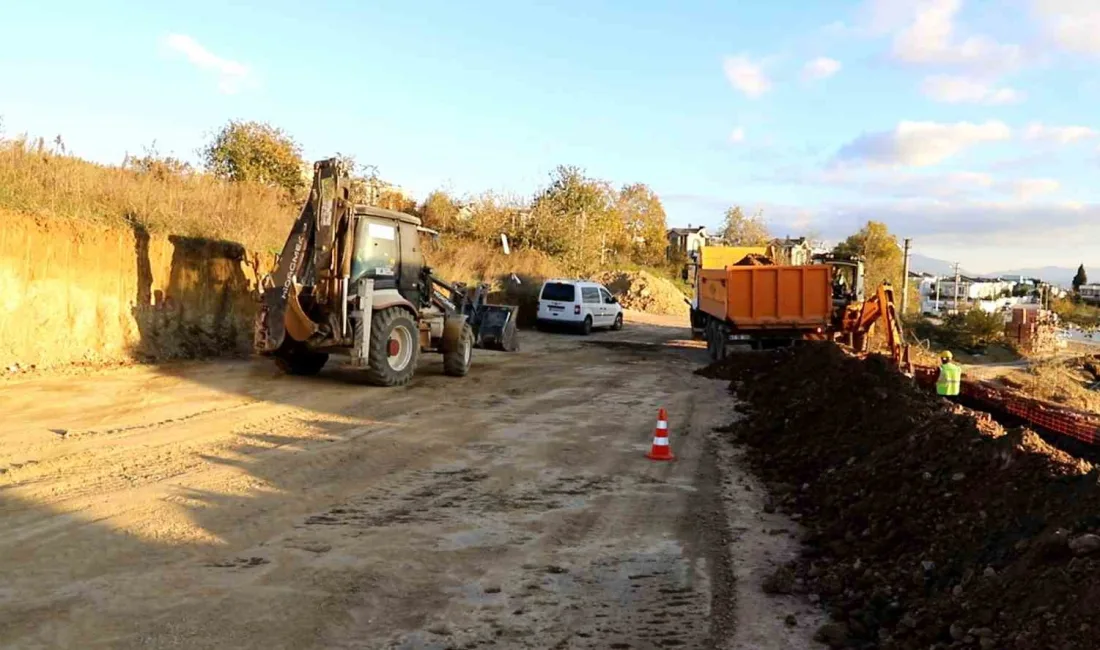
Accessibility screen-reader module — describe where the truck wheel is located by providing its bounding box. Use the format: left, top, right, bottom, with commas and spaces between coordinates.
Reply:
714, 325, 728, 360
705, 321, 717, 360
580, 316, 593, 336
443, 322, 474, 377
365, 308, 420, 387
274, 345, 329, 376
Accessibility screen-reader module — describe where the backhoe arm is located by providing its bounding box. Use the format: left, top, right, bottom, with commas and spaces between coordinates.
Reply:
255, 159, 349, 353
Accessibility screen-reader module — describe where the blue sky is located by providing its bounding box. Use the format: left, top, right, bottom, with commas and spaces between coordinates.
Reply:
1, 0, 1097, 273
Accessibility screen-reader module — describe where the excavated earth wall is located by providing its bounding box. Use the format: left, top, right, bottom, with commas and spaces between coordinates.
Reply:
0, 212, 264, 371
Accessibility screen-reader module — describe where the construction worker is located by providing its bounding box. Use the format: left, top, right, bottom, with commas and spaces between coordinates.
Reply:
936, 351, 962, 400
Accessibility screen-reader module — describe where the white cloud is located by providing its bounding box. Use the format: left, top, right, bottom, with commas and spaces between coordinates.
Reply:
1033, 0, 1100, 56
1023, 122, 1097, 144
729, 127, 746, 143
835, 120, 1012, 167
1010, 178, 1061, 200
869, 0, 1022, 70
802, 57, 842, 81
163, 33, 255, 94
766, 165, 996, 200
723, 56, 771, 98
920, 75, 1022, 104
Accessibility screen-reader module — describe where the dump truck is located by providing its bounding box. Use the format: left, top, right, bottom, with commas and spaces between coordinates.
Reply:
688, 247, 908, 368
685, 245, 770, 335
253, 158, 518, 386
696, 263, 834, 356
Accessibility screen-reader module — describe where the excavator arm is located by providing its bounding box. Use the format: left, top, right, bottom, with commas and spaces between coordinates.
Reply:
255, 159, 351, 354
840, 281, 911, 372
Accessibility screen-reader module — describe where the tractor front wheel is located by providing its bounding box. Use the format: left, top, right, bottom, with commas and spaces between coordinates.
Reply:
443, 322, 474, 377
365, 308, 420, 387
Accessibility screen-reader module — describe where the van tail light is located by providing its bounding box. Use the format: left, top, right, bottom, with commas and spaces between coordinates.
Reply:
574, 305, 581, 315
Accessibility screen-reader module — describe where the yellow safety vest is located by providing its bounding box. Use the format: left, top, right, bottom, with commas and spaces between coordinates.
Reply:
937, 362, 962, 396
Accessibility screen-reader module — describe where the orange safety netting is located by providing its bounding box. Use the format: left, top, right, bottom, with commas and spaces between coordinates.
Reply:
913, 365, 1100, 446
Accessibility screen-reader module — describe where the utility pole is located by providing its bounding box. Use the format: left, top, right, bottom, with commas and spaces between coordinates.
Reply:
901, 238, 912, 314
953, 262, 961, 314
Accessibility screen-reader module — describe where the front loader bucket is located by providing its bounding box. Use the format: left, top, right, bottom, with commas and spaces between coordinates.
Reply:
474, 304, 519, 351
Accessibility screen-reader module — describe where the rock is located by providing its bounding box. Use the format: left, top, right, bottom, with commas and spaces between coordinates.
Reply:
785, 614, 798, 627
952, 472, 966, 481
814, 622, 849, 648
763, 498, 777, 514
983, 566, 997, 578
979, 637, 996, 649
1069, 534, 1100, 556
950, 623, 965, 640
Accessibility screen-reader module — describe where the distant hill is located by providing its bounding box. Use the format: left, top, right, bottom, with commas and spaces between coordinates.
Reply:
907, 253, 1076, 287
908, 253, 967, 277
985, 266, 1076, 287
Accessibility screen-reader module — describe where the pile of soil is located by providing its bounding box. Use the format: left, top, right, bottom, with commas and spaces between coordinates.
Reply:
700, 344, 1100, 649
593, 270, 689, 317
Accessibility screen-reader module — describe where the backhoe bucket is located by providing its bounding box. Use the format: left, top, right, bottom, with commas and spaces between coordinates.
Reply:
473, 304, 519, 351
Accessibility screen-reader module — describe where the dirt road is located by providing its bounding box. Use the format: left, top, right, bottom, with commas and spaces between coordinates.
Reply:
1, 313, 816, 649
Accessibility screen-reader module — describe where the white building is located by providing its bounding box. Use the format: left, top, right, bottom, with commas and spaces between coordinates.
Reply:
1079, 284, 1100, 304
934, 276, 1015, 301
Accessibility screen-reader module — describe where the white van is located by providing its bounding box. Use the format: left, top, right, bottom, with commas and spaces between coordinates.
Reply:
536, 279, 623, 335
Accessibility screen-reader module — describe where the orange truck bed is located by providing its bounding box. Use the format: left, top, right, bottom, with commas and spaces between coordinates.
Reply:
698, 265, 833, 330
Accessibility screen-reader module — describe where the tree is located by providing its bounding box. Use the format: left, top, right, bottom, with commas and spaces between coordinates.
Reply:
718, 206, 770, 245
419, 190, 463, 233
834, 220, 904, 294
201, 120, 306, 194
614, 183, 668, 266
1073, 264, 1088, 293
529, 165, 616, 266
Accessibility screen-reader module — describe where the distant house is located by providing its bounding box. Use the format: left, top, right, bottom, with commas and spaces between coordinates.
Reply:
1079, 284, 1100, 304
768, 236, 813, 265
667, 226, 709, 257
909, 271, 937, 297
935, 276, 1015, 301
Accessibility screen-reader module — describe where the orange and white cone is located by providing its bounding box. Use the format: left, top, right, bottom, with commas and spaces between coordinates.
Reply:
646, 408, 675, 461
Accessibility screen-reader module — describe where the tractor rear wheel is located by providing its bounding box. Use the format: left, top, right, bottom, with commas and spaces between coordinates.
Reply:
443, 322, 474, 377
273, 344, 329, 376
365, 308, 420, 387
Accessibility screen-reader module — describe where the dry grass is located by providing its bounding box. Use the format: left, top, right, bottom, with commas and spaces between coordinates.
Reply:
1001, 358, 1100, 413
0, 138, 295, 252
424, 236, 566, 290
0, 137, 689, 325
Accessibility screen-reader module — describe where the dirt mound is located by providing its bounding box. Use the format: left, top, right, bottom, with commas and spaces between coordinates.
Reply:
701, 344, 1100, 649
593, 270, 689, 317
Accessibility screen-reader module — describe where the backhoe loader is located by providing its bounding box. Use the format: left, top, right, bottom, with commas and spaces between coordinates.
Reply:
253, 158, 518, 386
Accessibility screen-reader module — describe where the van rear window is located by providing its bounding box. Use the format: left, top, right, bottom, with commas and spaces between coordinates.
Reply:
541, 282, 576, 302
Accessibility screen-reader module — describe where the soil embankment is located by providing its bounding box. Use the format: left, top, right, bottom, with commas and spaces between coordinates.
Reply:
702, 343, 1100, 649
0, 212, 263, 372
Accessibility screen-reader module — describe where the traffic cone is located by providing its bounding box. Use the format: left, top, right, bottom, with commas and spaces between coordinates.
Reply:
646, 408, 675, 461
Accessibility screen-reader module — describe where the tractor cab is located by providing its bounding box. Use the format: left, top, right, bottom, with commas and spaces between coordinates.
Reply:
813, 252, 866, 304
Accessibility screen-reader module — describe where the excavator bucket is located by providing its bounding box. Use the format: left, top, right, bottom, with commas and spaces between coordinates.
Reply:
473, 304, 519, 351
